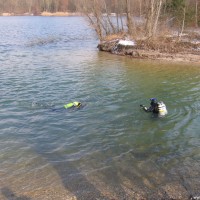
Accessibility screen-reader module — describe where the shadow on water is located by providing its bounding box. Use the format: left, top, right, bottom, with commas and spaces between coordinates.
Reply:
84, 151, 175, 199
23, 103, 196, 199
26, 103, 110, 199
50, 160, 108, 200
24, 104, 135, 199
1, 187, 32, 200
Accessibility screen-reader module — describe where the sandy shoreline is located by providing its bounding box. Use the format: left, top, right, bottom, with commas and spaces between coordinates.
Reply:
0, 12, 81, 17
1, 163, 199, 200
0, 149, 199, 200
40, 12, 81, 17
126, 50, 200, 64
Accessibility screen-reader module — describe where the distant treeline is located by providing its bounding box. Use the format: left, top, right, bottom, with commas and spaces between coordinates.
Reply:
0, 0, 122, 14
1, 0, 198, 20
1, 0, 199, 40
0, 0, 79, 14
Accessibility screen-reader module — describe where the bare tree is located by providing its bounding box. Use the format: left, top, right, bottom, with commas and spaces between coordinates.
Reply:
126, 0, 134, 35
195, 0, 198, 27
179, 1, 186, 40
78, 0, 104, 40
114, 0, 120, 32
25, 0, 33, 13
118, 0, 125, 32
1, 0, 199, 42
103, 0, 116, 34
78, 0, 119, 40
152, 0, 163, 36
145, 0, 163, 38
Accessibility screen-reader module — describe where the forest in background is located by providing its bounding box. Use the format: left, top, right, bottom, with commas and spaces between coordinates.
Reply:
1, 0, 199, 41
0, 0, 78, 14
78, 0, 200, 40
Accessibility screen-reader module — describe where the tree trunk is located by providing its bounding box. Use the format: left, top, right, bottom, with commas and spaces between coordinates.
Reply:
195, 0, 198, 28
179, 6, 186, 41
126, 0, 134, 35
145, 0, 155, 38
103, 0, 116, 34
28, 0, 33, 13
119, 0, 124, 31
115, 0, 120, 32
152, 0, 163, 37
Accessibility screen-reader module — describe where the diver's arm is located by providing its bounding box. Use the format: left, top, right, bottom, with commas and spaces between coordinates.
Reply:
147, 106, 154, 112
140, 105, 150, 112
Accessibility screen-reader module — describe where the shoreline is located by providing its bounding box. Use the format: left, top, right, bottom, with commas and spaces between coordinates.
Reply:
0, 12, 81, 17
98, 37, 200, 65
1, 12, 199, 64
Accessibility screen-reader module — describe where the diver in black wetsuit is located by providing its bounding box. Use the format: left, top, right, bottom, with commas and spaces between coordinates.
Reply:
140, 98, 159, 113
140, 98, 167, 115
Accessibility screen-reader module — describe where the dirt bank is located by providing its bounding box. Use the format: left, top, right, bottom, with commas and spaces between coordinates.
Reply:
98, 34, 200, 64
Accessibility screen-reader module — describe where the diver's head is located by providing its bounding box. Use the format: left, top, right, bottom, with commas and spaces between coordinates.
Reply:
77, 102, 81, 108
73, 101, 81, 108
150, 98, 157, 106
150, 98, 157, 103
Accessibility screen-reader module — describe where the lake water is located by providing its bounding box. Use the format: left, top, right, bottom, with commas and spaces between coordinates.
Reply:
0, 16, 199, 200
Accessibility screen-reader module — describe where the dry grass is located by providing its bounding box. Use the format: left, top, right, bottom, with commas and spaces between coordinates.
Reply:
102, 25, 200, 54
103, 32, 127, 41
136, 35, 200, 53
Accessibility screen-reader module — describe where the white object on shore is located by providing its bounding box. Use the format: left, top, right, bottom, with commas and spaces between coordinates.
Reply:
118, 40, 136, 46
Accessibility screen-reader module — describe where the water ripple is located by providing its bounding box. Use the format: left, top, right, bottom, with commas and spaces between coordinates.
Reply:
0, 16, 200, 198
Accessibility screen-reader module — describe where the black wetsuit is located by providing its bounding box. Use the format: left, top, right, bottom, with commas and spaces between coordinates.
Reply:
148, 101, 159, 113
140, 100, 159, 113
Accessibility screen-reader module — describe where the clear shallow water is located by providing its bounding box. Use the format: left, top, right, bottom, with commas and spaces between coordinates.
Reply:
0, 16, 200, 199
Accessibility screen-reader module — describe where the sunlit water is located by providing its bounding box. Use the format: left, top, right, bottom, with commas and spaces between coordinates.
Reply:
0, 16, 199, 199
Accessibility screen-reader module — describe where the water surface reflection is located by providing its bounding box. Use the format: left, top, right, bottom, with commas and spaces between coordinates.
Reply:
0, 17, 199, 199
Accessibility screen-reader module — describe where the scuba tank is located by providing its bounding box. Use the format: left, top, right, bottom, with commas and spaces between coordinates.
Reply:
157, 101, 167, 115
64, 101, 81, 109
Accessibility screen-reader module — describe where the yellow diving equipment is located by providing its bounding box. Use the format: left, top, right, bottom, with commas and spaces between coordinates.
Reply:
64, 101, 81, 109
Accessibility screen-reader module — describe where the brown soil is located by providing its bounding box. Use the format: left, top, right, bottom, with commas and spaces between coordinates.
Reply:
98, 35, 200, 64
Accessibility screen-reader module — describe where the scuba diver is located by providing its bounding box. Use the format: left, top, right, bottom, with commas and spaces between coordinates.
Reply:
51, 101, 83, 112
140, 98, 167, 116
31, 100, 83, 112
63, 101, 82, 109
